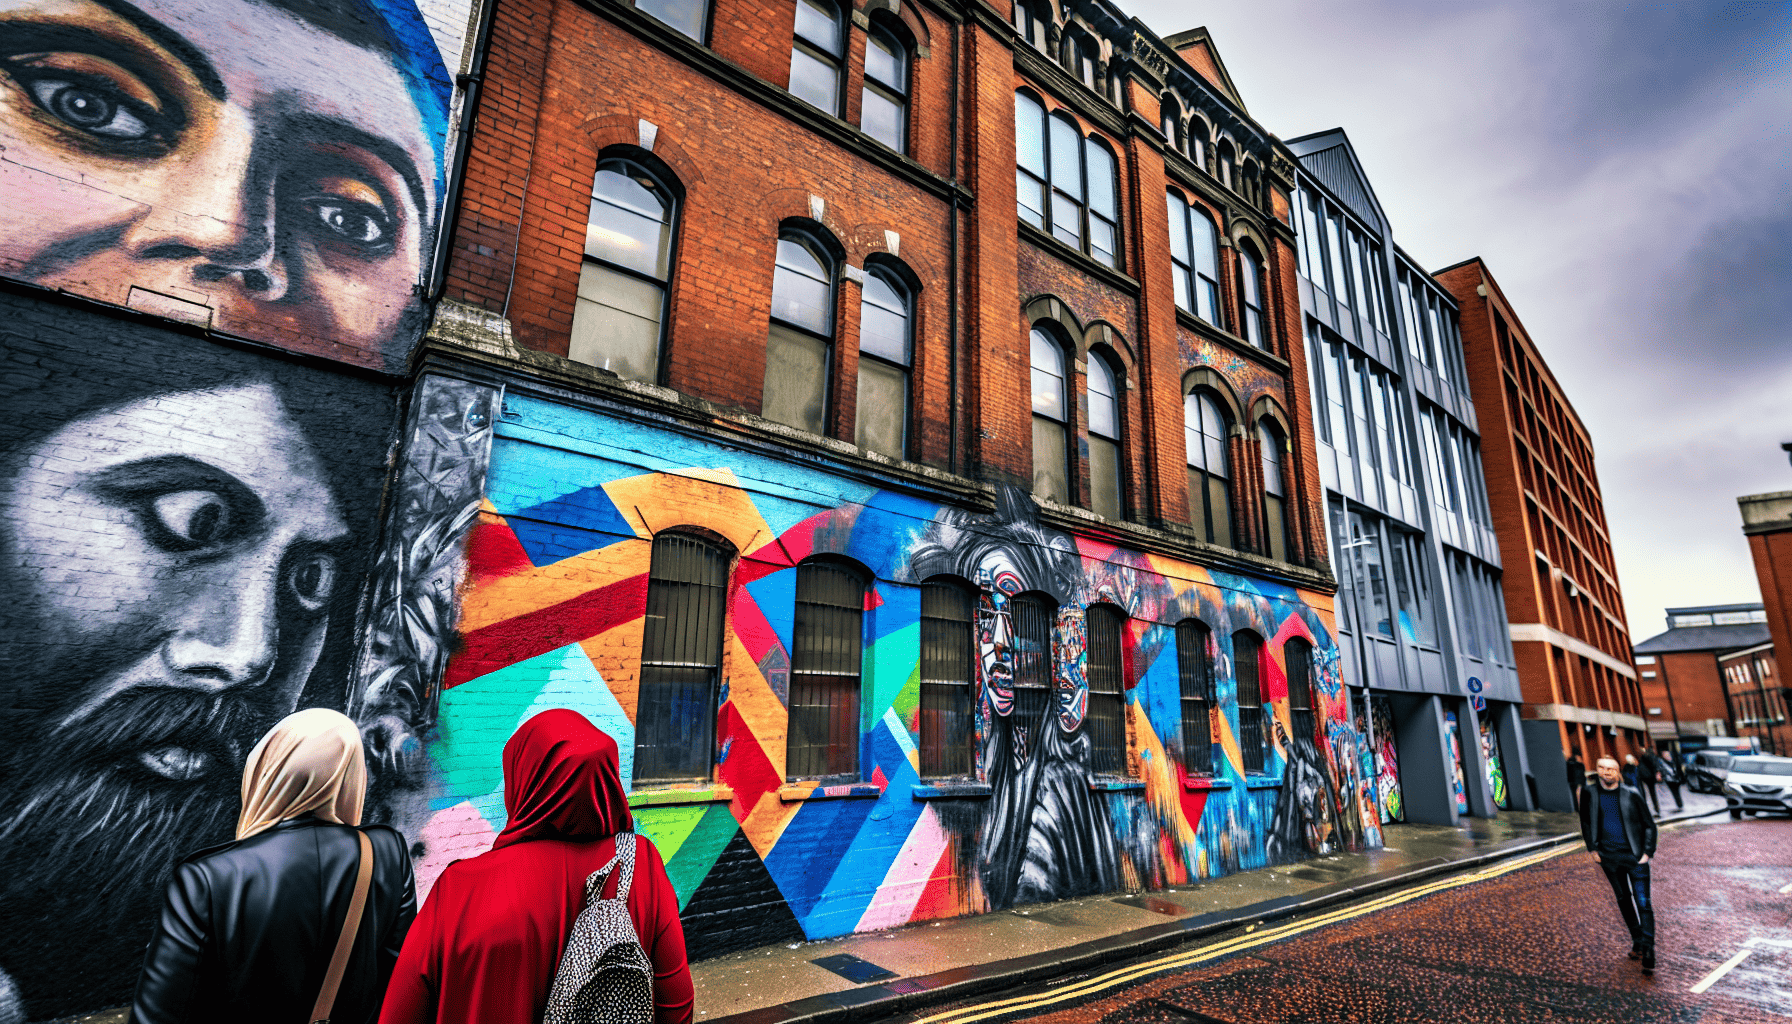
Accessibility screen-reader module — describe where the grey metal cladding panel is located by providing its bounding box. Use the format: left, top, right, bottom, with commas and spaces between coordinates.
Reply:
1302, 145, 1380, 228
1415, 648, 1448, 692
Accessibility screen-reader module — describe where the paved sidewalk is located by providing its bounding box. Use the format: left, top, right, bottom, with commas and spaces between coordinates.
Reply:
694, 793, 1728, 1024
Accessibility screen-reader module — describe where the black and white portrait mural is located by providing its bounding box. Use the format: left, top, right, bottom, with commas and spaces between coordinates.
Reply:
0, 296, 401, 1019
0, 0, 457, 371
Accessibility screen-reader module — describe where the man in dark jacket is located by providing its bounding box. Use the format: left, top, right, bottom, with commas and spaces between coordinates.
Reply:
1565, 752, 1586, 809
1636, 749, 1662, 814
1580, 755, 1659, 974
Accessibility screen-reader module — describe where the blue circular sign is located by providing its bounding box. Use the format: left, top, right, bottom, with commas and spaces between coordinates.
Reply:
1467, 676, 1484, 693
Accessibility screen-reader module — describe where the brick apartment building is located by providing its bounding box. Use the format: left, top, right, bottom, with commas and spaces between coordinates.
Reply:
1635, 604, 1778, 752
1284, 131, 1531, 825
417, 0, 1381, 957
1435, 259, 1646, 782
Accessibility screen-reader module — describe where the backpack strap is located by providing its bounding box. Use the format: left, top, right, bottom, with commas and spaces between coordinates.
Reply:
613, 832, 637, 901
582, 851, 623, 903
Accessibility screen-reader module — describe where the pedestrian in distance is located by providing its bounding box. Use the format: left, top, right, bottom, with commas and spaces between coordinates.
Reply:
1565, 751, 1586, 809
132, 708, 418, 1024
1659, 753, 1685, 811
1622, 753, 1640, 788
1579, 755, 1659, 975
1636, 749, 1662, 816
379, 709, 694, 1024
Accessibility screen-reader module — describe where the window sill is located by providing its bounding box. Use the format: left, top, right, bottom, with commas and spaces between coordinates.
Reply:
628, 785, 734, 807
911, 782, 994, 800
1243, 775, 1285, 790
1016, 221, 1140, 295
1088, 778, 1146, 792
1175, 308, 1292, 374
1181, 776, 1234, 791
779, 783, 885, 802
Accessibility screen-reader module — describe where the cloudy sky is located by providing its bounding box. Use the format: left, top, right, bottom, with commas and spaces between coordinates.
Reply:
1126, 0, 1792, 641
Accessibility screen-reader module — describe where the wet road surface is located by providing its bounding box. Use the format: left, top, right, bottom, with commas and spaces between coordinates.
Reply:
911, 815, 1791, 1024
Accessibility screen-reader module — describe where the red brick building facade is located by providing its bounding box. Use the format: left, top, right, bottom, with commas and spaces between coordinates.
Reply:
1436, 258, 1645, 765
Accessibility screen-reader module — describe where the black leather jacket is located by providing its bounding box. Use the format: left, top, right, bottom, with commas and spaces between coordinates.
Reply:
1579, 782, 1658, 860
132, 817, 416, 1024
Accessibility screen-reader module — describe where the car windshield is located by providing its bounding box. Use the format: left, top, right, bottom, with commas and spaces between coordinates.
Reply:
1730, 758, 1792, 776
1704, 754, 1732, 768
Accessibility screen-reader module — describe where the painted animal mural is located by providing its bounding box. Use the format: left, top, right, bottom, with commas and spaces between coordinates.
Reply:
399, 393, 1380, 958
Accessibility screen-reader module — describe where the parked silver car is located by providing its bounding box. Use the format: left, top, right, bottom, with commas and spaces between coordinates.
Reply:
1724, 755, 1792, 818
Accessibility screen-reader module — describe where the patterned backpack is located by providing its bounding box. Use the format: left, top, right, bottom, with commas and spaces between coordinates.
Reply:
543, 832, 656, 1024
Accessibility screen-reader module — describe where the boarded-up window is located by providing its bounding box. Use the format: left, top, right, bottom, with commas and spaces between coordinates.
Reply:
1287, 636, 1315, 746
787, 561, 865, 779
1177, 620, 1214, 775
636, 533, 730, 781
1086, 605, 1127, 775
919, 579, 975, 777
1011, 594, 1055, 740
1234, 630, 1265, 773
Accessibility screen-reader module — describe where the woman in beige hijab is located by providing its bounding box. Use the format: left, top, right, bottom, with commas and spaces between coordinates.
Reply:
132, 709, 417, 1024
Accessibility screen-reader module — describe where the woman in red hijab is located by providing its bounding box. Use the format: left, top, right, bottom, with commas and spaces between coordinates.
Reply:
380, 710, 693, 1024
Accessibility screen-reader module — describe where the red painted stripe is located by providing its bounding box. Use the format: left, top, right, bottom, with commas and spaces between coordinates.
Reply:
443, 573, 650, 689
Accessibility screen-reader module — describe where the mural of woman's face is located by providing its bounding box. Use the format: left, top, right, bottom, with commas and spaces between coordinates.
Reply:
0, 0, 437, 361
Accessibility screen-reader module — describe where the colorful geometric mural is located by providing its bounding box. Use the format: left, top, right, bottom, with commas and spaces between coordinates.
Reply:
411, 393, 1380, 955
1370, 693, 1405, 823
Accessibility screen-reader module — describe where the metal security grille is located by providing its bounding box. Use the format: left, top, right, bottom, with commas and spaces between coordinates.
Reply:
1176, 620, 1214, 775
1085, 605, 1126, 775
636, 533, 730, 782
919, 581, 975, 777
1234, 631, 1265, 773
1286, 638, 1315, 747
787, 561, 865, 780
1010, 595, 1054, 757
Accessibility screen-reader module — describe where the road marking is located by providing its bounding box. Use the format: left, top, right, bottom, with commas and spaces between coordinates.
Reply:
1691, 948, 1753, 994
911, 845, 1577, 1024
1778, 880, 1792, 894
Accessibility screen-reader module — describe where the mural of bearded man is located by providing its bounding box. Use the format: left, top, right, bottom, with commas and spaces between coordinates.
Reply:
0, 312, 396, 1019
910, 486, 1119, 910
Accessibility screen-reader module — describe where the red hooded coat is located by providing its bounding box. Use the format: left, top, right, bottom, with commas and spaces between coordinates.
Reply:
380, 710, 693, 1024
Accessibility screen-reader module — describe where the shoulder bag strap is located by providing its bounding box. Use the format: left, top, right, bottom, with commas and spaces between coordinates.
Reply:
614, 832, 637, 901
311, 830, 375, 1024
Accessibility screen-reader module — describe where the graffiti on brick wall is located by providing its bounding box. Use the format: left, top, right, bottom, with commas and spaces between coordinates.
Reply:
408, 393, 1379, 959
0, 0, 468, 371
0, 302, 399, 1019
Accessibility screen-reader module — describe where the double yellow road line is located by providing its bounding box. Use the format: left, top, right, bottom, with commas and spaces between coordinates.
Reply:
913, 845, 1578, 1024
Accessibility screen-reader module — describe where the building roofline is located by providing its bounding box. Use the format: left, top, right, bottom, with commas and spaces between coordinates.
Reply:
1435, 256, 1593, 443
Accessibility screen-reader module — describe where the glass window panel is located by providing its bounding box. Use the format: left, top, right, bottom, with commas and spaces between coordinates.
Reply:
1085, 140, 1116, 218
635, 0, 707, 41
1032, 417, 1069, 502
570, 263, 662, 381
1171, 269, 1190, 313
1088, 357, 1118, 438
855, 357, 907, 458
1090, 217, 1116, 268
1017, 169, 1046, 228
772, 238, 832, 333
1325, 210, 1350, 309
863, 87, 904, 151
1030, 330, 1065, 420
588, 169, 670, 278
795, 0, 841, 52
1198, 279, 1220, 326
1090, 435, 1121, 519
789, 47, 840, 114
1051, 193, 1082, 248
1191, 210, 1219, 279
866, 28, 905, 89
860, 273, 909, 364
1015, 94, 1046, 176
1167, 193, 1191, 263
1258, 423, 1284, 496
763, 322, 828, 434
1207, 475, 1232, 547
1049, 116, 1083, 199
1265, 495, 1287, 562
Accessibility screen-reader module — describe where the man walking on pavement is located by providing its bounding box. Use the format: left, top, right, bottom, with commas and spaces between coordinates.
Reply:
1658, 750, 1685, 812
1566, 751, 1586, 810
1580, 755, 1659, 975
1636, 749, 1662, 815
